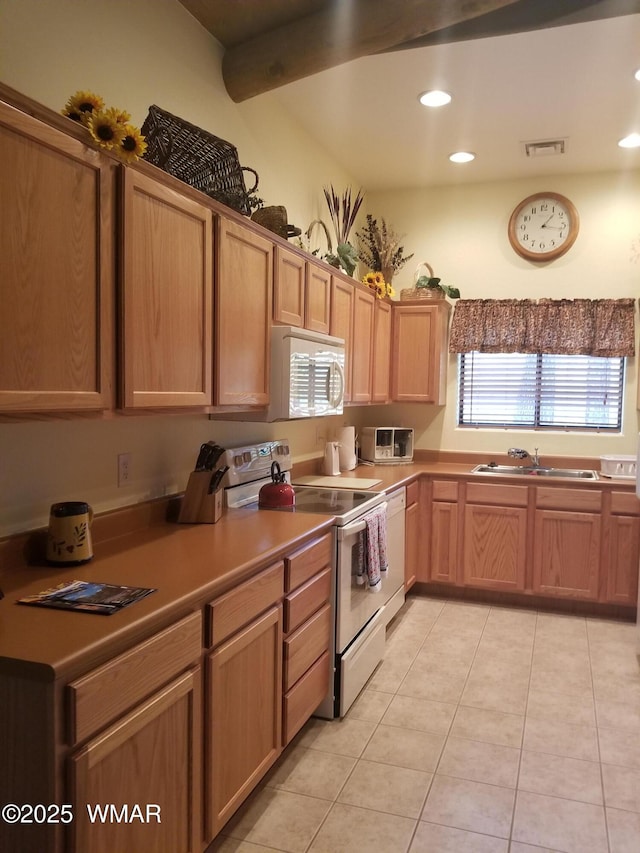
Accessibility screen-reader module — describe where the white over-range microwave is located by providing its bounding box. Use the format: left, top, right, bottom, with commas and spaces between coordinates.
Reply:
267, 325, 345, 421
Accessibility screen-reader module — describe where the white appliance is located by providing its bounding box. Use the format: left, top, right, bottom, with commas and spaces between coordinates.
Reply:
360, 427, 414, 464
219, 440, 406, 718
322, 441, 341, 476
268, 326, 345, 421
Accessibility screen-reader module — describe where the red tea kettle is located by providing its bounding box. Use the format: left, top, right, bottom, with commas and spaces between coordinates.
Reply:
258, 461, 295, 510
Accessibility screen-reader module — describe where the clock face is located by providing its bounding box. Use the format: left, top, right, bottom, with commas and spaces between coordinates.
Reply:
508, 192, 579, 261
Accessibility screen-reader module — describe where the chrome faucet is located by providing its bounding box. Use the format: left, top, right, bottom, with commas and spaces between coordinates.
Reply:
508, 447, 542, 467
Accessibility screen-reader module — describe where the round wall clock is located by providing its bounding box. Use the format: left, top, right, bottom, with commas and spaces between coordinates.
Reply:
508, 191, 579, 261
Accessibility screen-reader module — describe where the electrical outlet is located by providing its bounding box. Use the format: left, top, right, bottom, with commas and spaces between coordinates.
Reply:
118, 452, 132, 487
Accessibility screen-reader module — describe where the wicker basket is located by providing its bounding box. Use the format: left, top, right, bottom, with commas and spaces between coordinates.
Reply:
400, 262, 444, 300
141, 105, 258, 215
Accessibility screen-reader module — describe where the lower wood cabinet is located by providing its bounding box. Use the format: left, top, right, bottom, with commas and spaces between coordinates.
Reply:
68, 669, 202, 853
533, 509, 601, 600
205, 561, 284, 840
427, 480, 459, 585
464, 503, 527, 592
532, 487, 601, 601
207, 606, 282, 839
420, 476, 639, 610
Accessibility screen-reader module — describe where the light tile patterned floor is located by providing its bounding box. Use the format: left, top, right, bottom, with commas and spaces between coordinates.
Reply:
210, 596, 640, 853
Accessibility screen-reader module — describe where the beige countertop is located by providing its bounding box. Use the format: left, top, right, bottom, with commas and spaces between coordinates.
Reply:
0, 459, 634, 680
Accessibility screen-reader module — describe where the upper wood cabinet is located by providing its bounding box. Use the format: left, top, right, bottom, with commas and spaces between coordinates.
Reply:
216, 217, 272, 406
273, 246, 331, 334
351, 287, 375, 403
329, 277, 355, 402
0, 100, 115, 412
372, 299, 392, 403
391, 302, 451, 404
120, 169, 213, 409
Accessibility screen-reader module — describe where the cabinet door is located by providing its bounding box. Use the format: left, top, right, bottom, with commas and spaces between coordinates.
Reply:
604, 514, 640, 605
68, 669, 201, 853
120, 169, 213, 408
305, 261, 331, 334
429, 502, 458, 584
206, 605, 282, 840
391, 304, 449, 404
463, 504, 527, 591
273, 245, 304, 327
533, 510, 600, 600
372, 300, 391, 402
0, 101, 114, 412
330, 277, 354, 402
351, 287, 375, 402
216, 217, 272, 406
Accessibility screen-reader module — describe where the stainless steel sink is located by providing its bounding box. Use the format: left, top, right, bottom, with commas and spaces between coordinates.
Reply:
471, 464, 598, 480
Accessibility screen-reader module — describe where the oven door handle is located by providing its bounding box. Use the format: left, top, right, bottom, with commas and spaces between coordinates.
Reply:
337, 518, 367, 540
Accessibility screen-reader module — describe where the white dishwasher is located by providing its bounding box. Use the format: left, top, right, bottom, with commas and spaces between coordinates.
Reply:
384, 487, 406, 625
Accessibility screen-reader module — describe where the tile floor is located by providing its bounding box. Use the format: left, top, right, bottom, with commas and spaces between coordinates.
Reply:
210, 595, 640, 853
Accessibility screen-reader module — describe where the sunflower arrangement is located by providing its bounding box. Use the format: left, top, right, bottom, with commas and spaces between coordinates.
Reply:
362, 270, 394, 300
61, 90, 146, 163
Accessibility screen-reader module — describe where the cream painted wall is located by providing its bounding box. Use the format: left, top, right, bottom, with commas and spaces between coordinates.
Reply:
1, 1, 638, 537
0, 0, 354, 536
361, 173, 640, 459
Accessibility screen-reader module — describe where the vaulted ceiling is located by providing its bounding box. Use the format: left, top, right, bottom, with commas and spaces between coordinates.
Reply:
177, 0, 640, 188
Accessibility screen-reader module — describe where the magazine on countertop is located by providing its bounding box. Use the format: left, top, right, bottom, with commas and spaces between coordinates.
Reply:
17, 580, 156, 615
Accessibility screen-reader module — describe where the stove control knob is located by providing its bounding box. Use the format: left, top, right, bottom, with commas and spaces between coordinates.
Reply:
233, 455, 243, 467
243, 451, 252, 463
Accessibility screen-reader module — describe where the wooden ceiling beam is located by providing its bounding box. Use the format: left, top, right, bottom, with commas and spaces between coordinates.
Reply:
222, 0, 524, 102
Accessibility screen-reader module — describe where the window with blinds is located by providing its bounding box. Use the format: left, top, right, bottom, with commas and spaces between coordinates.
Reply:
458, 352, 625, 430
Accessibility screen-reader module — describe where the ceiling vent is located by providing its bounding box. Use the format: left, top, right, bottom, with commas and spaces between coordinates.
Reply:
524, 139, 566, 157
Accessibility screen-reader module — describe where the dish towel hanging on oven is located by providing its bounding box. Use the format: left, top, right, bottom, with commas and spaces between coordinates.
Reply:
354, 503, 388, 592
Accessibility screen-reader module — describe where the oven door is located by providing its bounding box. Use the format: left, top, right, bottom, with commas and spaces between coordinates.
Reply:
336, 516, 386, 654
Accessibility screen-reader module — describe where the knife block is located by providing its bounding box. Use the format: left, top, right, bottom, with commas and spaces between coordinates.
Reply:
177, 471, 223, 524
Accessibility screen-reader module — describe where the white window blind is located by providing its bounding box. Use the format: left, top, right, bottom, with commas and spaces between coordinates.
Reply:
458, 352, 624, 430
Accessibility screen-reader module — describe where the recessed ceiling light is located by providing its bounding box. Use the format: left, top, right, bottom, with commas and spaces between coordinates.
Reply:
635, 68, 640, 81
618, 133, 640, 148
419, 90, 452, 107
449, 151, 475, 163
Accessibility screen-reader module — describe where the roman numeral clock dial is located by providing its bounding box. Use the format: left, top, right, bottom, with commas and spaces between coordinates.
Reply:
508, 191, 579, 261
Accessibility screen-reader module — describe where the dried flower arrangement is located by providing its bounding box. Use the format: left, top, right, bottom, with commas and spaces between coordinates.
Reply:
357, 214, 414, 283
305, 185, 364, 276
61, 90, 146, 163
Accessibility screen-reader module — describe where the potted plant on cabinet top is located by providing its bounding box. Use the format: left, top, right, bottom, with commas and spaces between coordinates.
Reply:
401, 262, 461, 301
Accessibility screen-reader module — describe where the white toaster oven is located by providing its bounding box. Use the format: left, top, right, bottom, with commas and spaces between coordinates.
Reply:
360, 427, 414, 464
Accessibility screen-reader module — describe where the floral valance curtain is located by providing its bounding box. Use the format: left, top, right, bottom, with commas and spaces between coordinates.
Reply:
449, 298, 636, 357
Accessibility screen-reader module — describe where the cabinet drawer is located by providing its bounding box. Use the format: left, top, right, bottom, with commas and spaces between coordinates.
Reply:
536, 487, 601, 512
283, 603, 331, 691
432, 480, 458, 502
284, 567, 332, 634
466, 483, 528, 507
406, 479, 420, 506
208, 561, 284, 648
285, 533, 333, 592
611, 490, 640, 516
283, 650, 330, 746
67, 611, 202, 745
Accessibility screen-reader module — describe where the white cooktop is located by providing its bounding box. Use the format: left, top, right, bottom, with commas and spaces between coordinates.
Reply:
293, 475, 383, 489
